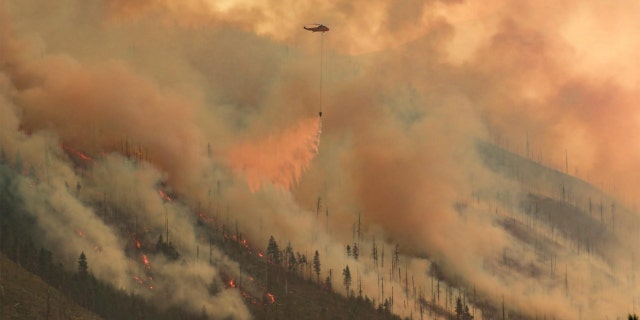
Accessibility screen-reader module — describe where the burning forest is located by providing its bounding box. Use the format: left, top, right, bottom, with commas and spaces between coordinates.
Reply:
3, 0, 640, 319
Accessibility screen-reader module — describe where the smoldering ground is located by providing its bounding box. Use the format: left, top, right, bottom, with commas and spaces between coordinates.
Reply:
3, 0, 640, 318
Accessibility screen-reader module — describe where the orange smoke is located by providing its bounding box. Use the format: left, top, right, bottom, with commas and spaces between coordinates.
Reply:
228, 117, 321, 192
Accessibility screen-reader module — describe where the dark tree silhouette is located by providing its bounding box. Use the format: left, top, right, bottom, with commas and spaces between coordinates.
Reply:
284, 242, 293, 269
288, 251, 297, 273
313, 250, 321, 284
342, 265, 352, 296
455, 296, 474, 320
325, 275, 332, 291
267, 235, 281, 265
456, 296, 464, 319
78, 252, 88, 277
352, 243, 359, 260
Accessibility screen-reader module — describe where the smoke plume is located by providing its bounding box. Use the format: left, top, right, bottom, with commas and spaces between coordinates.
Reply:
2, 0, 640, 318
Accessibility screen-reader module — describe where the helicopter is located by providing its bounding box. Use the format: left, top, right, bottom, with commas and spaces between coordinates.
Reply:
304, 24, 329, 118
303, 24, 329, 33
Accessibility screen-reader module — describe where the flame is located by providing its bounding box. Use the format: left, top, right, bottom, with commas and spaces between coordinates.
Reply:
228, 117, 321, 192
136, 240, 141, 249
158, 189, 172, 202
228, 279, 237, 288
265, 292, 276, 304
133, 275, 144, 284
241, 291, 259, 305
62, 143, 92, 161
142, 254, 151, 270
76, 229, 84, 238
198, 212, 213, 224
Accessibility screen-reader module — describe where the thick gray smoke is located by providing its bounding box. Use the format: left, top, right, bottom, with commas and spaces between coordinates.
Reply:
2, 0, 640, 319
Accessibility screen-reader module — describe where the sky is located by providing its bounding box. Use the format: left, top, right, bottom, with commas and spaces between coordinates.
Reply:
2, 0, 640, 318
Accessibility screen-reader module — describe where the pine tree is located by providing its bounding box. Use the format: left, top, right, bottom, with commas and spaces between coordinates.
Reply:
463, 305, 474, 320
78, 252, 88, 278
288, 252, 298, 272
298, 253, 308, 278
372, 238, 378, 268
267, 235, 281, 265
285, 242, 293, 268
342, 265, 352, 296
313, 250, 321, 284
455, 297, 464, 319
352, 243, 359, 260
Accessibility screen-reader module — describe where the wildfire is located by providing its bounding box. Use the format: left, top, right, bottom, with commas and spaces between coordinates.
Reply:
158, 189, 172, 202
136, 240, 141, 249
76, 229, 85, 238
62, 143, 92, 161
134, 260, 154, 288
228, 279, 237, 288
265, 292, 276, 304
142, 254, 151, 270
198, 212, 213, 225
242, 291, 260, 305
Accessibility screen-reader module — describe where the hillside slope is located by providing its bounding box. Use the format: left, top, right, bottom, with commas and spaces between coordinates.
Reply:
0, 252, 102, 320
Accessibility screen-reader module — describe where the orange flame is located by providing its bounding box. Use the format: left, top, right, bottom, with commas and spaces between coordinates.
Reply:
241, 291, 259, 305
198, 212, 213, 224
62, 143, 92, 161
265, 292, 276, 304
76, 229, 84, 238
158, 189, 172, 202
228, 279, 237, 288
142, 254, 151, 270
228, 117, 321, 192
